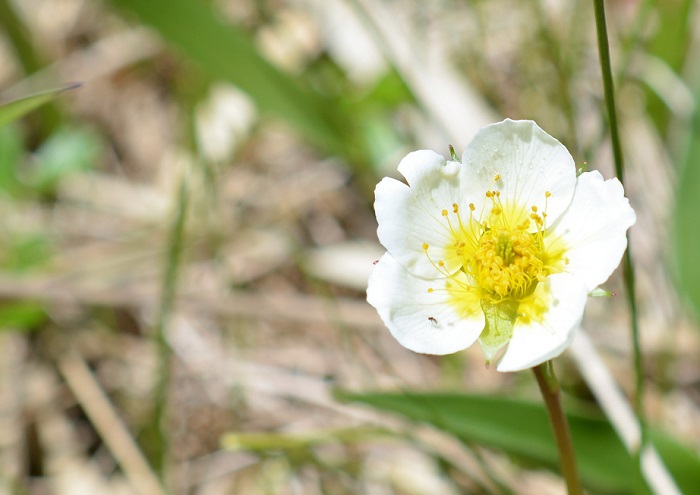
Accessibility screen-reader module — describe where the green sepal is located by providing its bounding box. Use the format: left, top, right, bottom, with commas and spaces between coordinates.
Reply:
478, 299, 519, 365
577, 161, 588, 176
448, 144, 460, 162
588, 287, 614, 298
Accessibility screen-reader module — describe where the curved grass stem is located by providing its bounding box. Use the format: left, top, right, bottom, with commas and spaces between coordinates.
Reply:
533, 362, 583, 495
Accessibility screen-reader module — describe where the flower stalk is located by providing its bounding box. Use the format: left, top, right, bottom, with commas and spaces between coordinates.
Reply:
533, 361, 583, 495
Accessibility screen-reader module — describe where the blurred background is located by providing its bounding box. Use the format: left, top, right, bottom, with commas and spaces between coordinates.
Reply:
0, 0, 699, 493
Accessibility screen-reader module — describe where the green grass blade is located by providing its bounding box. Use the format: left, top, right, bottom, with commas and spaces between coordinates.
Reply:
150, 176, 189, 479
651, 429, 700, 494
674, 73, 700, 319
106, 0, 344, 153
643, 0, 693, 131
0, 83, 79, 128
339, 392, 700, 494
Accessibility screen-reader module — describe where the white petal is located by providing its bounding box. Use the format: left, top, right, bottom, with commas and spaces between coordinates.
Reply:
397, 149, 450, 187
367, 253, 484, 355
375, 151, 472, 278
547, 171, 636, 291
460, 119, 576, 225
496, 273, 588, 372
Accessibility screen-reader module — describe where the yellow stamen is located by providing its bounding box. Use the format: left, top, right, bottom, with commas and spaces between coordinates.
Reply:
423, 177, 568, 325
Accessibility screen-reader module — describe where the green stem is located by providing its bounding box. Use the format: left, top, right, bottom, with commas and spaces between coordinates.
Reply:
0, 0, 42, 74
152, 177, 189, 488
533, 362, 582, 495
591, 0, 645, 440
592, 0, 623, 180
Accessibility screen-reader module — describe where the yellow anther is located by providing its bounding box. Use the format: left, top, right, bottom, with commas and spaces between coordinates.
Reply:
468, 225, 546, 303
422, 242, 429, 251
433, 181, 569, 321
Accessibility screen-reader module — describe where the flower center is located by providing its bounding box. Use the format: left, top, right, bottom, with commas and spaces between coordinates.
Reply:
422, 178, 566, 303
417, 169, 574, 363
470, 225, 545, 303
421, 176, 569, 322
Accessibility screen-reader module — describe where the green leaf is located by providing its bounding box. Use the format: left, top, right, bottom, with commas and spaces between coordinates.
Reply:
30, 126, 101, 192
0, 124, 25, 194
338, 392, 700, 494
1, 234, 51, 272
221, 427, 389, 452
0, 302, 46, 332
0, 83, 79, 128
674, 60, 700, 321
643, 0, 693, 131
478, 299, 518, 364
650, 429, 700, 494
106, 0, 343, 154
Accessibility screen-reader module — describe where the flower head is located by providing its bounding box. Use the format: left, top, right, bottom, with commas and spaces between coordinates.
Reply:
367, 119, 635, 372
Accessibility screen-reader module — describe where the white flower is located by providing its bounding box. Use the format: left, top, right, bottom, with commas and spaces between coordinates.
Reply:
367, 119, 636, 372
